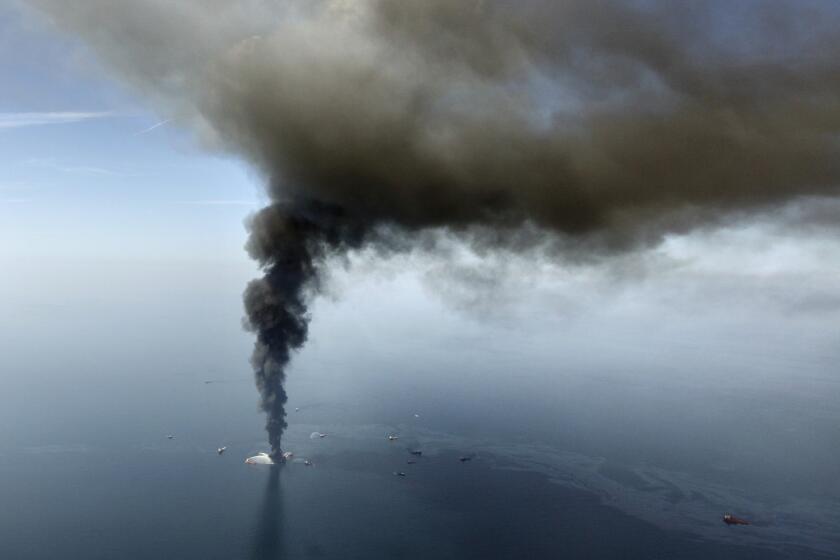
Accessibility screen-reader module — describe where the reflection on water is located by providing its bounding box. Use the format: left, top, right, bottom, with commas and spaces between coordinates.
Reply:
251, 468, 284, 560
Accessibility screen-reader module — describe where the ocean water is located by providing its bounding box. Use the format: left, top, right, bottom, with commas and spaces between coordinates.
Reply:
0, 259, 838, 559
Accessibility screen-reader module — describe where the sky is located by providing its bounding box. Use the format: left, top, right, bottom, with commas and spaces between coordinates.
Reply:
2, 0, 839, 391
2, 0, 838, 377
0, 1, 264, 263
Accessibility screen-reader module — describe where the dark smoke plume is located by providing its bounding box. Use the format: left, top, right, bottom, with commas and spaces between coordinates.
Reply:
28, 0, 840, 455
242, 202, 365, 457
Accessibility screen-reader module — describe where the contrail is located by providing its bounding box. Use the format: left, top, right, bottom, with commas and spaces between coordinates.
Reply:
30, 0, 840, 458
135, 119, 169, 135
0, 111, 113, 129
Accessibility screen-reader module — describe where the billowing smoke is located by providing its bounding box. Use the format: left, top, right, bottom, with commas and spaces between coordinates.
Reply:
242, 202, 366, 458
29, 0, 840, 456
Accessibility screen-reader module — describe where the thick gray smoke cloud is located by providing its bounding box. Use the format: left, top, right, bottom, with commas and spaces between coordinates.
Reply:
29, 0, 840, 456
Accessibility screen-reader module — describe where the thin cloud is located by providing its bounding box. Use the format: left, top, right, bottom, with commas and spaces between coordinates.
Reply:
173, 199, 257, 206
60, 165, 121, 175
21, 158, 124, 176
0, 181, 33, 191
0, 111, 114, 129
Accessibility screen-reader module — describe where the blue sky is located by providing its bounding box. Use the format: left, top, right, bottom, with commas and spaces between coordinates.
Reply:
0, 1, 263, 261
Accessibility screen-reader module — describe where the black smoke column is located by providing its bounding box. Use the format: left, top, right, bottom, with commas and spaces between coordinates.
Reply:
243, 202, 365, 460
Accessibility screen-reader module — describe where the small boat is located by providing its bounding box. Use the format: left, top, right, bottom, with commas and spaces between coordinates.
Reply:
723, 513, 750, 526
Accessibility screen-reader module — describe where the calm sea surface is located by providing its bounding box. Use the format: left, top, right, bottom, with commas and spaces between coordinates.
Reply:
0, 260, 838, 559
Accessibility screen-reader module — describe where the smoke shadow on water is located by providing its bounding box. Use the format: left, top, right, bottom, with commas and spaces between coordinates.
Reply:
250, 467, 285, 560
